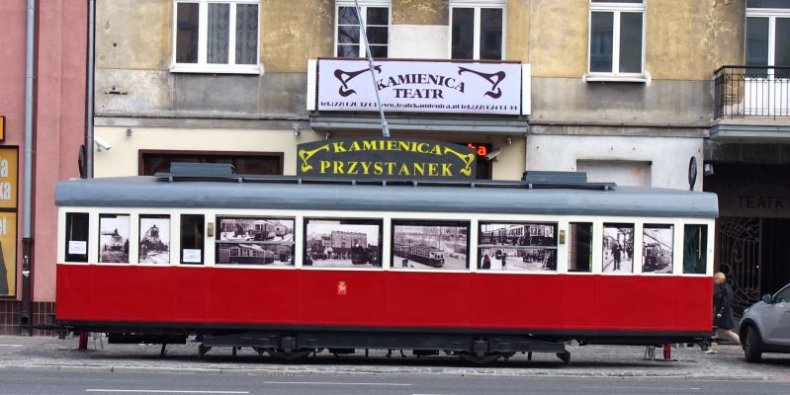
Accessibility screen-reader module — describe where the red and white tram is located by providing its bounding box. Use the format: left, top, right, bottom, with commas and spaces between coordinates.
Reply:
55, 165, 716, 363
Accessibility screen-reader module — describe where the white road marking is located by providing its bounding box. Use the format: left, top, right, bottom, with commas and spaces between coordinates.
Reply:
85, 390, 249, 394
0, 344, 23, 347
262, 381, 411, 386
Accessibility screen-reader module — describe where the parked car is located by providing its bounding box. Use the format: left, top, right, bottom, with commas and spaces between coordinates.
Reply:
738, 282, 790, 362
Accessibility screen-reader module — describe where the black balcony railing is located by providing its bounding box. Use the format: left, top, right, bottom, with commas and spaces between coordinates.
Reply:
714, 65, 790, 120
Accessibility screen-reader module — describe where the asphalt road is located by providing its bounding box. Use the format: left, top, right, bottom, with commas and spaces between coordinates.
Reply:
1, 369, 790, 395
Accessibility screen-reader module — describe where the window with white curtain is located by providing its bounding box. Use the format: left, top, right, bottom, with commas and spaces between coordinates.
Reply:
173, 0, 260, 74
588, 0, 644, 78
450, 0, 505, 60
746, 1, 790, 78
335, 0, 391, 58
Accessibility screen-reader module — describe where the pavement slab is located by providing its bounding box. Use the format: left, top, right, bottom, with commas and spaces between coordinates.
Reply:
1, 335, 789, 381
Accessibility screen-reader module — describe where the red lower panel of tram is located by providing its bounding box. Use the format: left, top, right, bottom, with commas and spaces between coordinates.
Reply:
56, 264, 712, 333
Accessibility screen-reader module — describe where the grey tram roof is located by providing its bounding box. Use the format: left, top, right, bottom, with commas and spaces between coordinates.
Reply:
55, 175, 719, 219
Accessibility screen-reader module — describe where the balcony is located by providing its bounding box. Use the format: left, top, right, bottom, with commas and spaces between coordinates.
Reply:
712, 66, 790, 142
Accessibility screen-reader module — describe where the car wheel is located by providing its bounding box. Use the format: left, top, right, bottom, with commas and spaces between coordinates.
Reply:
743, 326, 762, 363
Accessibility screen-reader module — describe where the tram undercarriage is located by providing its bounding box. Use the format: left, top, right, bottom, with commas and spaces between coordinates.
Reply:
95, 326, 709, 365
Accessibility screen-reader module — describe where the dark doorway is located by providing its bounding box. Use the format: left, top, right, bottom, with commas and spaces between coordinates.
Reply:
761, 218, 790, 295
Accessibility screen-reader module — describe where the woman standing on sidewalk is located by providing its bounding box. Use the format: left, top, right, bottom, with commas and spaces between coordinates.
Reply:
708, 271, 740, 353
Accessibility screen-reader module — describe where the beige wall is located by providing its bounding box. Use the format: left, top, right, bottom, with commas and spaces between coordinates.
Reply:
394, 0, 447, 25
96, 0, 171, 70
94, 0, 746, 81
528, 0, 745, 80
97, 0, 335, 74
93, 126, 320, 177
262, 0, 333, 73
529, 0, 589, 77
506, 0, 530, 63
646, 0, 744, 80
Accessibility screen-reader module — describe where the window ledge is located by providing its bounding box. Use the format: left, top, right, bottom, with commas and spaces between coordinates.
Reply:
584, 73, 650, 83
170, 63, 264, 75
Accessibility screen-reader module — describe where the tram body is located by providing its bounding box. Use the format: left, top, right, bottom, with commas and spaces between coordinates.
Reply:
55, 172, 717, 360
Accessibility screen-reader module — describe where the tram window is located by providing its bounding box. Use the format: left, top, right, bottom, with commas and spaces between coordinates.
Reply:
180, 214, 204, 265
568, 222, 593, 272
304, 218, 382, 269
602, 223, 634, 273
683, 224, 708, 274
98, 214, 130, 263
64, 212, 89, 262
478, 222, 558, 272
642, 224, 673, 274
139, 215, 171, 264
216, 216, 295, 266
392, 220, 469, 271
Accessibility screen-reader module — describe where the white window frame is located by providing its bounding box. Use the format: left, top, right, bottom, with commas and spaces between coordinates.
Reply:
449, 0, 506, 60
746, 7, 790, 74
334, 0, 391, 58
586, 1, 647, 82
171, 0, 262, 75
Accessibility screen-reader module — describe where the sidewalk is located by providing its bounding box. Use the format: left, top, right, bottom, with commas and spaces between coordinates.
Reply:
1, 335, 788, 381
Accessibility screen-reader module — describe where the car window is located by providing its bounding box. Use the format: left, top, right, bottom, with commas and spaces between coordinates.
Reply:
775, 285, 790, 303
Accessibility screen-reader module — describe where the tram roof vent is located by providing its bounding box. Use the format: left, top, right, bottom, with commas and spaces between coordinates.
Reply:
522, 171, 588, 184
157, 162, 240, 181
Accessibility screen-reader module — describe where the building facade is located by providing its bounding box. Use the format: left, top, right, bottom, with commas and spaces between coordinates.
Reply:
706, 0, 790, 313
0, 1, 87, 334
58, 0, 790, 328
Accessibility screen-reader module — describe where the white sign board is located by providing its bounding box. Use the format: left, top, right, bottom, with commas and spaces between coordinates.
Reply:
68, 240, 87, 255
317, 59, 522, 115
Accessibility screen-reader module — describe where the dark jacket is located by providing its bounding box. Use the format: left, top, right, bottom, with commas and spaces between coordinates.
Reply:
714, 282, 736, 330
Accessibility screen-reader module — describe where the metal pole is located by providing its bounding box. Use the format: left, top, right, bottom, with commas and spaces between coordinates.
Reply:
353, 0, 389, 138
21, 0, 37, 336
86, 0, 96, 178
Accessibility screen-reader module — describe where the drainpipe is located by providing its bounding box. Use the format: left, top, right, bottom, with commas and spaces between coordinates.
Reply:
20, 0, 37, 336
85, 0, 95, 178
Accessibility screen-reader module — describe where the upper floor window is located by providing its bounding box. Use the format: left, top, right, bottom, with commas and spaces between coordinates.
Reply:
588, 0, 644, 77
335, 1, 390, 58
173, 0, 260, 74
450, 1, 504, 60
746, 2, 790, 78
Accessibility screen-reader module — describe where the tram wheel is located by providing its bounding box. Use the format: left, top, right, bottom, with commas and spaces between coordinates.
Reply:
268, 348, 313, 363
457, 352, 503, 365
252, 346, 266, 358
556, 350, 571, 364
198, 344, 211, 358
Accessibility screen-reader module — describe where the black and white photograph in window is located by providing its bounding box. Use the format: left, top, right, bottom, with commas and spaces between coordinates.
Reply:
642, 224, 674, 274
139, 216, 170, 264
392, 221, 468, 270
478, 222, 557, 271
99, 214, 130, 263
216, 217, 294, 265
479, 222, 556, 246
304, 220, 381, 268
218, 217, 294, 242
216, 243, 293, 266
602, 223, 634, 273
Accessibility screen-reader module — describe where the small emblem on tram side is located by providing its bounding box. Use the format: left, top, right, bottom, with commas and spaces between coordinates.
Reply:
337, 281, 348, 296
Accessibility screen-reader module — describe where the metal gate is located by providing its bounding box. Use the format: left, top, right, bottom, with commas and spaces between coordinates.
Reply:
716, 217, 762, 316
